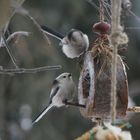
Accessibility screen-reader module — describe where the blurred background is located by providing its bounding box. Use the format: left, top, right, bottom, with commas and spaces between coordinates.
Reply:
0, 0, 140, 140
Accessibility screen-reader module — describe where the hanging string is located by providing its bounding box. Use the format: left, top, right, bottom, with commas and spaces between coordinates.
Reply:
110, 0, 122, 124
99, 0, 105, 21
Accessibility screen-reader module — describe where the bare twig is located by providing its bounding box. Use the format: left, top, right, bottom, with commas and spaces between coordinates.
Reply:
3, 0, 26, 35
0, 7, 62, 75
2, 33, 19, 69
0, 31, 30, 47
0, 65, 61, 75
7, 31, 30, 43
63, 100, 86, 108
22, 13, 51, 46
125, 27, 140, 30
127, 106, 140, 113
128, 10, 140, 23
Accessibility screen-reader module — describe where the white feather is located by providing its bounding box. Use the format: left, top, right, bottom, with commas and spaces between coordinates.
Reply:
32, 104, 54, 125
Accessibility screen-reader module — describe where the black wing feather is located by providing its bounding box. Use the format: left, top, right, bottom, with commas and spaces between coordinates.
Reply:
41, 26, 64, 39
48, 86, 60, 105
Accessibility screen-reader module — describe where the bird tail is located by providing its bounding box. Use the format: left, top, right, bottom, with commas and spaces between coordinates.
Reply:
32, 104, 54, 125
41, 26, 64, 41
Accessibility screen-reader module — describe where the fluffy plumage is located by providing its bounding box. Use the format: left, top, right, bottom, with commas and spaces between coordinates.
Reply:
32, 73, 76, 124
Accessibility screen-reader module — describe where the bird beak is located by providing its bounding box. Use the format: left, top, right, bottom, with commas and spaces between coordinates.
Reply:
59, 38, 68, 46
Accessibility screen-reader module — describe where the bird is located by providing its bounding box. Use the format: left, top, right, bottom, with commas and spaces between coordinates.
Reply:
41, 26, 89, 58
32, 72, 76, 125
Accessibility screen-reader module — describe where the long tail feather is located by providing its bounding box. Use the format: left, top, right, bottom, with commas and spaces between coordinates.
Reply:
41, 26, 64, 41
32, 104, 54, 125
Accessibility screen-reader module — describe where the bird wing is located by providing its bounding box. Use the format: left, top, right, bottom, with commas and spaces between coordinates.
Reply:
48, 85, 60, 105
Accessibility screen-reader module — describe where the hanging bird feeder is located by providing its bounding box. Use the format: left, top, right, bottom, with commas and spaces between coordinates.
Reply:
78, 21, 128, 120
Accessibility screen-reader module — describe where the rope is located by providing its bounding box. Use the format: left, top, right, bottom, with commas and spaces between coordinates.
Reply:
110, 0, 122, 123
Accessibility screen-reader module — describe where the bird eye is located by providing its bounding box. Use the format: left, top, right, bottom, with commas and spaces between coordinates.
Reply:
63, 76, 66, 78
68, 74, 72, 77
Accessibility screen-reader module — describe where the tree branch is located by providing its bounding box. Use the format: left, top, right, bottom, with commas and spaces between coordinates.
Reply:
127, 106, 140, 113
0, 65, 61, 75
64, 100, 86, 108
2, 33, 19, 69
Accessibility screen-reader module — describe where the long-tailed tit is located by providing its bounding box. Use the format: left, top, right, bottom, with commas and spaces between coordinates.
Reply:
41, 26, 89, 58
32, 72, 76, 125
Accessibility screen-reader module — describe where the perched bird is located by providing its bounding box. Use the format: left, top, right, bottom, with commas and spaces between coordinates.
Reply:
32, 72, 76, 125
41, 26, 89, 58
